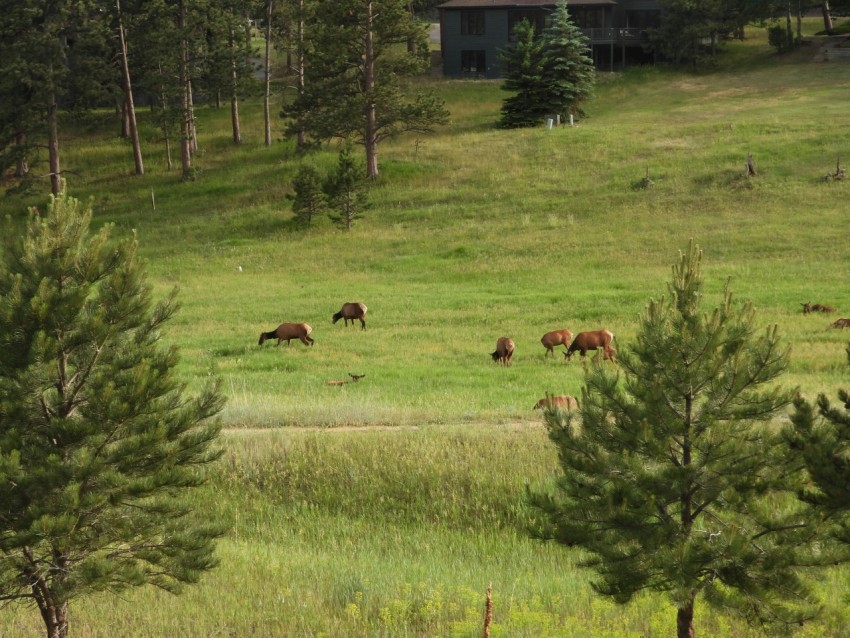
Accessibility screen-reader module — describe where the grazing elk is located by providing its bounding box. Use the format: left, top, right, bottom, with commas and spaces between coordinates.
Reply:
830, 318, 850, 329
565, 329, 616, 363
490, 337, 515, 366
802, 302, 837, 314
332, 302, 368, 330
540, 329, 574, 357
258, 322, 314, 347
532, 395, 578, 411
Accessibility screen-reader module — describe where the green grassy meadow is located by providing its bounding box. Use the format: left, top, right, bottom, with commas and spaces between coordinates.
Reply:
2, 22, 850, 636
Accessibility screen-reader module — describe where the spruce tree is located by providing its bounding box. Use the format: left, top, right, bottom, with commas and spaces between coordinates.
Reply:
539, 0, 595, 119
0, 186, 225, 638
530, 241, 815, 638
291, 162, 327, 226
498, 19, 546, 128
326, 144, 367, 231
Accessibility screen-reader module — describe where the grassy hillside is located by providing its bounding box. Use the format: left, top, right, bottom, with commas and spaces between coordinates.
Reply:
3, 23, 850, 638
2, 25, 847, 429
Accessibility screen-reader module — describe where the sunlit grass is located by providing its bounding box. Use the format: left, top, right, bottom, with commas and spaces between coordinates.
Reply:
2, 26, 850, 635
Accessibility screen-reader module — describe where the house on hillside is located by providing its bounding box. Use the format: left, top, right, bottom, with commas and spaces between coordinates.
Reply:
438, 0, 661, 77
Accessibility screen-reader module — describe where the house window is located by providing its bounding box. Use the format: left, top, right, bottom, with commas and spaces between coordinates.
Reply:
570, 7, 605, 29
461, 11, 485, 36
461, 50, 486, 73
508, 10, 544, 40
626, 10, 660, 29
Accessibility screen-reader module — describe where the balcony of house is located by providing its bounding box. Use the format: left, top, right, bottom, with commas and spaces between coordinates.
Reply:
582, 27, 649, 45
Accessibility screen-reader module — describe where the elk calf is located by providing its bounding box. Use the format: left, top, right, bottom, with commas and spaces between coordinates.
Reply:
491, 337, 515, 366
258, 322, 314, 347
830, 318, 850, 329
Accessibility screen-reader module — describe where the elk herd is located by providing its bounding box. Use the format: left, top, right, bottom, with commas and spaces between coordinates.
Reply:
257, 299, 846, 414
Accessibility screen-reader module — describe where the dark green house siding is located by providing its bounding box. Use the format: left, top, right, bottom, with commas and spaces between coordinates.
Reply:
439, 0, 660, 77
441, 9, 515, 78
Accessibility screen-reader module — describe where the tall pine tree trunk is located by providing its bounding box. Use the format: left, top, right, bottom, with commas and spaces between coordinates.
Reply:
263, 0, 273, 147
162, 92, 174, 171
187, 78, 198, 154
822, 1, 833, 33
15, 130, 29, 177
230, 30, 241, 144
47, 72, 61, 195
116, 0, 144, 175
786, 3, 794, 50
179, 1, 193, 180
364, 1, 378, 179
295, 0, 306, 151
407, 1, 416, 53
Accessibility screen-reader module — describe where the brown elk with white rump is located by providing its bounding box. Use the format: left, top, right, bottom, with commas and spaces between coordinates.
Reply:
802, 302, 837, 314
540, 329, 573, 357
565, 329, 616, 363
332, 302, 368, 330
490, 337, 515, 366
532, 395, 578, 411
258, 322, 314, 347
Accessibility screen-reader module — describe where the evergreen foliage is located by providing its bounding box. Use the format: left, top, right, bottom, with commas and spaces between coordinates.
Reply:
530, 241, 816, 637
0, 186, 225, 638
498, 1, 594, 129
498, 20, 547, 129
326, 144, 368, 230
539, 1, 595, 119
787, 387, 850, 549
282, 0, 448, 178
291, 163, 327, 226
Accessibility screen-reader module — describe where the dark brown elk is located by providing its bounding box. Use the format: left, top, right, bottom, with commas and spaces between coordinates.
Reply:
332, 302, 368, 330
802, 302, 837, 314
533, 395, 578, 411
830, 318, 850, 329
540, 329, 573, 357
258, 322, 314, 347
565, 329, 616, 363
490, 337, 515, 366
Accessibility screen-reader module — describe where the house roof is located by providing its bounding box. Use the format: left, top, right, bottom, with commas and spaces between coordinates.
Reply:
439, 0, 616, 8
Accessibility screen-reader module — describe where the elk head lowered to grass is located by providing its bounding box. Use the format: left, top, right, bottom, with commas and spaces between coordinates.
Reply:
258, 322, 314, 347
491, 337, 515, 366
565, 330, 617, 363
332, 302, 368, 330
540, 329, 574, 357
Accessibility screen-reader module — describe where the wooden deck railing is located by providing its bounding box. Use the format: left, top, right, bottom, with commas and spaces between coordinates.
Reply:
581, 27, 648, 43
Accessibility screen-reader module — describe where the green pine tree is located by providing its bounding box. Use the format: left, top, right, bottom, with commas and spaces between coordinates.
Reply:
326, 144, 368, 231
282, 0, 448, 178
539, 0, 595, 119
291, 162, 327, 226
0, 186, 225, 638
787, 388, 850, 550
530, 241, 816, 638
498, 19, 547, 129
